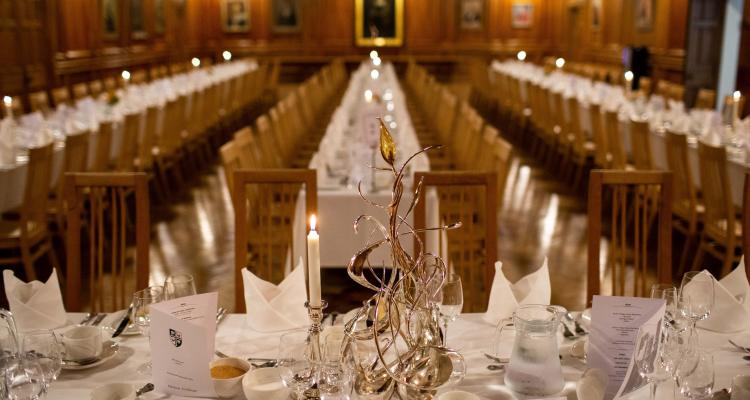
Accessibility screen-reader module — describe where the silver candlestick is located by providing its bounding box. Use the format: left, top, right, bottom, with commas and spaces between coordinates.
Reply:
303, 300, 328, 400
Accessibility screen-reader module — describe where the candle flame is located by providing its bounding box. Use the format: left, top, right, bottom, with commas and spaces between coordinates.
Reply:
624, 70, 634, 82
3, 96, 11, 107
734, 90, 741, 101
310, 215, 317, 231
555, 57, 565, 69
191, 57, 200, 67
517, 50, 527, 61
121, 70, 131, 81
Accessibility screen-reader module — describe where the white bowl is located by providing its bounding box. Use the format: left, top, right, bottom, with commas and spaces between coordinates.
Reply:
242, 367, 290, 400
210, 357, 251, 398
90, 383, 135, 400
438, 390, 480, 400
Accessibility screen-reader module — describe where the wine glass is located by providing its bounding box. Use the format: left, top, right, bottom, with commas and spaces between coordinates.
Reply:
676, 350, 714, 399
0, 325, 19, 399
650, 284, 679, 328
278, 330, 315, 399
4, 356, 46, 400
133, 286, 164, 375
320, 333, 354, 399
436, 273, 463, 347
163, 273, 197, 300
633, 327, 672, 400
21, 331, 62, 389
679, 272, 715, 329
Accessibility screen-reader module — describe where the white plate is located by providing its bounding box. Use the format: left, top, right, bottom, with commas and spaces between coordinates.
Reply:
61, 340, 119, 371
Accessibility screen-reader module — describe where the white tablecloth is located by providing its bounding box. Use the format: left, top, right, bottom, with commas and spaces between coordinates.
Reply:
290, 62, 438, 268
47, 312, 750, 399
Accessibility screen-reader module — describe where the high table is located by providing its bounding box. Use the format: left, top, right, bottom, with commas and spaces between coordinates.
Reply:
49, 312, 750, 399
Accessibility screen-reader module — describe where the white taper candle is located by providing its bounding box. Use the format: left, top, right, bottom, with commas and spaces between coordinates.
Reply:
307, 215, 321, 307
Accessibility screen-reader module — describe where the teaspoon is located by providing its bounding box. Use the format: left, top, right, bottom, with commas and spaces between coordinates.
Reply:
486, 364, 505, 371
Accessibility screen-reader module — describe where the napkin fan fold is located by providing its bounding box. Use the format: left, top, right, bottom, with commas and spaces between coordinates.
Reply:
483, 258, 551, 325
242, 257, 309, 332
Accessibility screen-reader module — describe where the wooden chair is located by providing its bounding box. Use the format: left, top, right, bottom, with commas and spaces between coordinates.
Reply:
91, 121, 114, 172
695, 89, 716, 110
116, 112, 141, 172
64, 172, 149, 312
0, 143, 60, 281
89, 80, 104, 98
587, 170, 673, 304
72, 83, 89, 100
51, 87, 71, 107
233, 169, 317, 312
567, 97, 596, 187
589, 103, 610, 168
414, 171, 498, 313
664, 131, 703, 275
638, 77, 652, 97
29, 91, 51, 114
603, 110, 629, 169
50, 131, 90, 231
630, 119, 654, 169
103, 77, 118, 92
692, 142, 742, 277
477, 126, 513, 208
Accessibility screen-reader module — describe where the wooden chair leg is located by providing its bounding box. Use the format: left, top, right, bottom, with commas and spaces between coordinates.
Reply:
690, 236, 707, 271
20, 241, 37, 281
677, 232, 696, 277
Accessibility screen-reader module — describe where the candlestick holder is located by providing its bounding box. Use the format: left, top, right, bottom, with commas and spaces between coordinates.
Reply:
303, 300, 328, 400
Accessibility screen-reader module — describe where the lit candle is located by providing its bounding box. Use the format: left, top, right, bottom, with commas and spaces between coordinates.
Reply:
369, 50, 379, 60
3, 96, 12, 118
555, 57, 565, 69
222, 50, 232, 62
370, 69, 380, 80
733, 90, 742, 120
372, 57, 382, 66
191, 57, 201, 68
624, 71, 634, 95
733, 90, 741, 102
517, 50, 527, 62
307, 215, 321, 308
364, 89, 373, 103
121, 70, 131, 86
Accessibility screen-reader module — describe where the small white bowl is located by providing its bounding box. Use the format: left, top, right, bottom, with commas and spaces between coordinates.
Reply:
210, 357, 251, 398
438, 390, 480, 400
242, 367, 289, 400
90, 383, 135, 400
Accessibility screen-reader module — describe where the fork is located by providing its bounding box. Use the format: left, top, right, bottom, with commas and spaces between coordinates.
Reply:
79, 313, 97, 325
729, 339, 750, 353
91, 314, 107, 326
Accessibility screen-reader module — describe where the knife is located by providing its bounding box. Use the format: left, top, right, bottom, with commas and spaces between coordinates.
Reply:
112, 302, 134, 338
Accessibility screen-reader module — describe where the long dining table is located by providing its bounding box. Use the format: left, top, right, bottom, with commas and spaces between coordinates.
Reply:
48, 311, 750, 399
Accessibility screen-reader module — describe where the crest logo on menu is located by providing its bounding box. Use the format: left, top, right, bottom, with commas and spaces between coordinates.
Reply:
169, 328, 183, 348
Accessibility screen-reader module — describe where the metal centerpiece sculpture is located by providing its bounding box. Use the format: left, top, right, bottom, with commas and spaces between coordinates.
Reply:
342, 120, 465, 399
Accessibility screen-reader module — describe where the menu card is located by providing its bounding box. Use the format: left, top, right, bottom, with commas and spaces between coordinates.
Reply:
150, 292, 218, 398
587, 295, 665, 400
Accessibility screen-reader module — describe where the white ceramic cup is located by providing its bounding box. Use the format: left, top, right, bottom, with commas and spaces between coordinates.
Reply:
90, 383, 135, 400
438, 390, 480, 400
210, 357, 251, 398
731, 375, 750, 400
242, 367, 290, 400
63, 326, 102, 361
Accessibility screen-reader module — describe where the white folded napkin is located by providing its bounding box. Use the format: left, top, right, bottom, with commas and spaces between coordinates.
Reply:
242, 258, 309, 332
576, 368, 608, 400
696, 260, 750, 333
3, 269, 67, 332
483, 258, 551, 325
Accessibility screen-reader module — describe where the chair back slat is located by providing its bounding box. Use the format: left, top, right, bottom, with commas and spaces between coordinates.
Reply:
630, 119, 653, 169
697, 142, 735, 243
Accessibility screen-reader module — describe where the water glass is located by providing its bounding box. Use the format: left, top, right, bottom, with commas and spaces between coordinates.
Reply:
278, 330, 315, 399
679, 271, 714, 328
436, 273, 463, 347
676, 350, 714, 399
633, 328, 671, 400
731, 375, 750, 399
320, 334, 354, 399
163, 273, 197, 300
133, 286, 164, 375
4, 356, 46, 400
21, 331, 62, 386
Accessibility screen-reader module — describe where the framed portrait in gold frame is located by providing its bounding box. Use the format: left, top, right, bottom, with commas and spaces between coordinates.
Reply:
355, 0, 404, 47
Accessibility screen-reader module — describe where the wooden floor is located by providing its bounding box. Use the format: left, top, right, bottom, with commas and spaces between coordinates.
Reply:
148, 148, 592, 313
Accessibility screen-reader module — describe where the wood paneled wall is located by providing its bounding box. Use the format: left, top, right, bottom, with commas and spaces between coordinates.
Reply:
0, 0, 690, 96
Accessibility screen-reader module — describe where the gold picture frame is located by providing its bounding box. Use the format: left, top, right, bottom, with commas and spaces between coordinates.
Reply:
221, 0, 250, 33
355, 0, 404, 47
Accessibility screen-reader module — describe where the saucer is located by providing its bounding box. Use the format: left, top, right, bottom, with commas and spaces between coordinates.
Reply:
62, 340, 119, 370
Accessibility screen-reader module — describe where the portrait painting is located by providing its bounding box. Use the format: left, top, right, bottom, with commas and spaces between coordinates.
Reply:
635, 0, 654, 31
130, 0, 148, 39
272, 0, 301, 32
355, 0, 404, 47
591, 0, 602, 30
155, 0, 166, 34
459, 0, 484, 30
102, 0, 119, 39
511, 2, 533, 29
222, 0, 250, 33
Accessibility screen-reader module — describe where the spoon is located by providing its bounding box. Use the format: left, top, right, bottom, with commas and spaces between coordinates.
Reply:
486, 364, 505, 371
136, 383, 154, 397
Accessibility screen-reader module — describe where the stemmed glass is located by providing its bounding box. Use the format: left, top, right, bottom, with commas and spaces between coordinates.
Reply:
633, 327, 672, 400
679, 272, 715, 329
21, 331, 62, 391
676, 350, 714, 399
320, 333, 354, 399
163, 273, 197, 300
650, 284, 680, 328
436, 273, 463, 347
278, 330, 315, 400
133, 286, 164, 375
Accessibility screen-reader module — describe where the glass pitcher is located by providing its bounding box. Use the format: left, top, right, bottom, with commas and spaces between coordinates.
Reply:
498, 305, 565, 396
